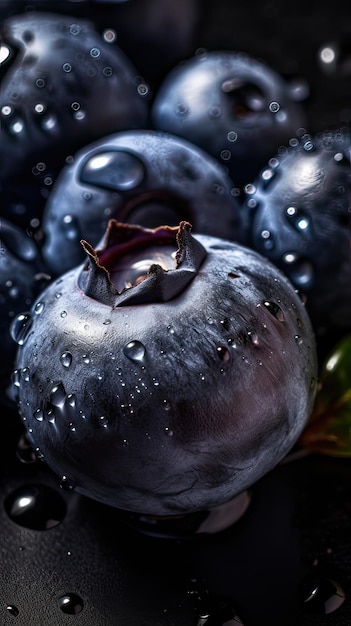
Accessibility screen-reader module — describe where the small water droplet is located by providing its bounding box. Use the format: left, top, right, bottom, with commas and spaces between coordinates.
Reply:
260, 229, 275, 250
58, 593, 84, 615
34, 301, 45, 315
123, 340, 146, 362
295, 334, 303, 345
300, 571, 346, 614
6, 605, 19, 617
269, 101, 280, 113
5, 484, 66, 529
217, 346, 231, 361
263, 300, 285, 321
10, 312, 33, 345
33, 408, 44, 421
60, 351, 72, 368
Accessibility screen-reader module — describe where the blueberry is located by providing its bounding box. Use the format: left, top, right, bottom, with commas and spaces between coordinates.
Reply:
151, 50, 307, 186
241, 128, 351, 333
40, 129, 244, 276
0, 218, 50, 405
0, 11, 148, 230
12, 220, 317, 516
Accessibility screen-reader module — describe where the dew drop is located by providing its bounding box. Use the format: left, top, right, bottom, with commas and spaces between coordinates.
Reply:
269, 101, 280, 113
300, 572, 346, 614
263, 300, 285, 321
60, 351, 72, 368
123, 340, 146, 362
217, 346, 231, 361
4, 484, 66, 530
58, 593, 84, 615
33, 408, 44, 421
10, 312, 33, 345
6, 605, 19, 617
12, 369, 21, 388
34, 301, 45, 315
80, 150, 145, 191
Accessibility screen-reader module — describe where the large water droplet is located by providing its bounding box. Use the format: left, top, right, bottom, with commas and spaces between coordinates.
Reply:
123, 340, 146, 362
80, 150, 145, 191
10, 312, 33, 345
4, 484, 66, 530
58, 593, 84, 615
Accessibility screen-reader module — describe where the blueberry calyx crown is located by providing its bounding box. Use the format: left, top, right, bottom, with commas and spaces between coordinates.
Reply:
79, 219, 207, 306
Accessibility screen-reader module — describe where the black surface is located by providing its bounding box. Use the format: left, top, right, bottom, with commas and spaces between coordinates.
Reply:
1, 1, 351, 624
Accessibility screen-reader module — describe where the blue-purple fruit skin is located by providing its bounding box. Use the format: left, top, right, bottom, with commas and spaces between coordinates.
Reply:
41, 129, 244, 276
12, 222, 317, 516
1, 12, 148, 228
151, 50, 307, 186
241, 129, 351, 333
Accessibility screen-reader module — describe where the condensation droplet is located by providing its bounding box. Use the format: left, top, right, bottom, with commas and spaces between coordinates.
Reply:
217, 346, 231, 361
34, 301, 45, 315
6, 605, 19, 617
4, 484, 66, 529
60, 352, 72, 368
10, 312, 33, 345
123, 340, 146, 362
263, 300, 285, 322
58, 593, 84, 615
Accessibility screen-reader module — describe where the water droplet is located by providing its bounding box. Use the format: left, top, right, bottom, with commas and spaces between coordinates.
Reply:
269, 101, 280, 113
80, 150, 145, 191
300, 571, 346, 614
103, 29, 116, 43
123, 340, 146, 362
6, 605, 19, 617
33, 408, 44, 421
4, 484, 66, 530
295, 334, 303, 345
62, 62, 72, 73
34, 301, 45, 315
10, 312, 33, 345
263, 300, 285, 322
12, 369, 21, 388
58, 593, 84, 615
164, 427, 173, 436
260, 229, 275, 250
285, 206, 311, 231
217, 346, 231, 361
60, 351, 72, 368
175, 102, 189, 116
227, 130, 237, 142
49, 382, 67, 408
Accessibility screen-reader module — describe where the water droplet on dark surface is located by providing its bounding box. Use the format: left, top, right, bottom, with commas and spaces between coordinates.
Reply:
60, 475, 76, 491
10, 313, 33, 345
4, 484, 66, 530
6, 605, 19, 617
300, 571, 346, 614
58, 593, 84, 615
60, 351, 73, 369
16, 433, 38, 464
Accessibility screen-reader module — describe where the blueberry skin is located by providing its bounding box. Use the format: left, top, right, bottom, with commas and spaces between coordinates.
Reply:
12, 221, 317, 516
0, 12, 148, 228
151, 50, 307, 186
0, 219, 50, 404
241, 129, 351, 332
41, 129, 244, 276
